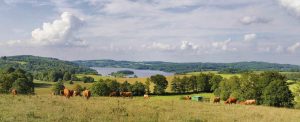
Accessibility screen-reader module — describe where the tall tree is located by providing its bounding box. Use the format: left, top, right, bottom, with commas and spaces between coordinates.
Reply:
150, 74, 168, 95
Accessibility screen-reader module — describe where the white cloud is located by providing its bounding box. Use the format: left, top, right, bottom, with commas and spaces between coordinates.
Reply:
287, 42, 300, 53
240, 16, 270, 25
180, 41, 198, 50
144, 42, 175, 51
212, 39, 236, 51
30, 12, 86, 47
278, 0, 300, 16
244, 33, 257, 42
276, 45, 284, 53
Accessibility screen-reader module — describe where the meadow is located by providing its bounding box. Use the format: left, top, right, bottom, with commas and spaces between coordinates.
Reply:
2, 71, 300, 122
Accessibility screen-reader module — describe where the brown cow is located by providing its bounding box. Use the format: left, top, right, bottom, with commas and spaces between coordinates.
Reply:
224, 97, 237, 104
109, 91, 118, 97
213, 97, 220, 103
144, 94, 149, 99
183, 96, 191, 100
74, 90, 81, 96
120, 92, 133, 98
69, 90, 74, 97
63, 89, 72, 98
83, 90, 91, 100
244, 100, 256, 105
12, 89, 17, 96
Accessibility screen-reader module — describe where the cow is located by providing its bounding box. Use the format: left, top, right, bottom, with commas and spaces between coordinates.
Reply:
109, 91, 119, 97
74, 90, 81, 96
244, 100, 256, 105
60, 90, 64, 96
224, 97, 237, 104
69, 90, 74, 97
63, 89, 72, 98
183, 96, 191, 100
213, 97, 220, 103
120, 92, 133, 98
12, 89, 17, 96
83, 90, 91, 100
144, 94, 149, 99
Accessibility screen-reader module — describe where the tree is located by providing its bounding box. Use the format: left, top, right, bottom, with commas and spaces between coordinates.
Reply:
90, 81, 110, 96
11, 78, 34, 94
145, 78, 151, 94
188, 75, 197, 92
63, 72, 72, 81
209, 75, 222, 91
150, 74, 168, 94
120, 81, 132, 92
131, 81, 146, 96
107, 79, 120, 92
262, 80, 294, 107
171, 76, 181, 93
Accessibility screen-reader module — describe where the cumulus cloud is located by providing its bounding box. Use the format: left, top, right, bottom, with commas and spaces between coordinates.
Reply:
212, 39, 236, 51
240, 16, 270, 25
143, 42, 175, 51
180, 41, 198, 50
31, 12, 86, 47
287, 42, 300, 53
278, 0, 300, 16
244, 33, 257, 42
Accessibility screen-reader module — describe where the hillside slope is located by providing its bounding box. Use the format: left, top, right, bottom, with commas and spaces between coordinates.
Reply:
0, 55, 96, 74
73, 60, 300, 73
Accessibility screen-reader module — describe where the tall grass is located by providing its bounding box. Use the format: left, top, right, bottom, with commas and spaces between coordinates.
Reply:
1, 95, 300, 122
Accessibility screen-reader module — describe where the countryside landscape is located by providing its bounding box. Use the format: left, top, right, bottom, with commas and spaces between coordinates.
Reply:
1, 0, 300, 122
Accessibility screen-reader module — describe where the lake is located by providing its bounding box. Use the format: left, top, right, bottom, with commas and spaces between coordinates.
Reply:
91, 67, 174, 77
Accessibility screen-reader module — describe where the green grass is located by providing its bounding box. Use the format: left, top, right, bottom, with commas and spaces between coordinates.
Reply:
1, 94, 300, 122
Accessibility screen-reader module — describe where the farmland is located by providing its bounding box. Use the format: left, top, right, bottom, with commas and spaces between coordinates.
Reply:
2, 71, 300, 122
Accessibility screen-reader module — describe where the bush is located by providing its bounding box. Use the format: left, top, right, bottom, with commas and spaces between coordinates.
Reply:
131, 81, 146, 96
69, 80, 74, 84
11, 78, 34, 94
81, 76, 94, 83
73, 84, 83, 92
52, 81, 65, 95
90, 81, 110, 96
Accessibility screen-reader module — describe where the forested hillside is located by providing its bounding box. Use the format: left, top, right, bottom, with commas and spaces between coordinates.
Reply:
0, 55, 97, 81
73, 60, 300, 73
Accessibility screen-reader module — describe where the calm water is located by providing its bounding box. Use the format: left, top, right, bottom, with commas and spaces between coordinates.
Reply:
91, 67, 174, 77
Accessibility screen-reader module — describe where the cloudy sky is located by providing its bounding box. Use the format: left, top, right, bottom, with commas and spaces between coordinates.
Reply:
0, 0, 300, 64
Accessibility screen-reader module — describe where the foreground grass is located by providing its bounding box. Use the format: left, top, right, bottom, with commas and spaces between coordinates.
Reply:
1, 95, 300, 122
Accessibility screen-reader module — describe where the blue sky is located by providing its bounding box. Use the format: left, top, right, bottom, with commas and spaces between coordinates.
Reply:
0, 0, 300, 64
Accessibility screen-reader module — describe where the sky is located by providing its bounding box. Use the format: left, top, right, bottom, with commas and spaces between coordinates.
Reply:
0, 0, 300, 64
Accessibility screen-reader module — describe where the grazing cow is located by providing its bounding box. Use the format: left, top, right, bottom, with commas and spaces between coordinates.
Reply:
183, 96, 191, 100
69, 90, 74, 97
74, 91, 81, 96
224, 97, 237, 104
63, 89, 72, 98
144, 94, 149, 99
213, 97, 220, 103
244, 100, 256, 105
120, 92, 133, 98
109, 91, 118, 97
60, 90, 64, 96
83, 90, 91, 100
12, 89, 17, 96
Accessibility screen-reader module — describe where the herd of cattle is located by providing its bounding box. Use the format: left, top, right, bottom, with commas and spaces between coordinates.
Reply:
184, 96, 256, 105
10, 89, 255, 105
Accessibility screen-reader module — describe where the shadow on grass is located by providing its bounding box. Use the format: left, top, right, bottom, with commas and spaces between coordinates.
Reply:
34, 82, 52, 88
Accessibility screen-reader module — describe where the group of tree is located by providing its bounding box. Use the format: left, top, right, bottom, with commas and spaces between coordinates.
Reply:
90, 79, 146, 96
171, 73, 222, 94
34, 70, 80, 82
0, 67, 34, 94
214, 71, 294, 108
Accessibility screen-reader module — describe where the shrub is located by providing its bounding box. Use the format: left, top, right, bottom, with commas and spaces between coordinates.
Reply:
90, 81, 110, 96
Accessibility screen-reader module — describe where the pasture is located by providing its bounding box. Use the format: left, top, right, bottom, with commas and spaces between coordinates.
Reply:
1, 94, 300, 122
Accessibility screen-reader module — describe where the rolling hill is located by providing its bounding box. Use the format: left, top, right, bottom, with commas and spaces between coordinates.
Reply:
0, 55, 97, 74
73, 60, 300, 73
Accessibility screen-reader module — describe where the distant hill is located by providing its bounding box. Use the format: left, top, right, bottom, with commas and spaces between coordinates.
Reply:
73, 60, 300, 73
0, 55, 97, 74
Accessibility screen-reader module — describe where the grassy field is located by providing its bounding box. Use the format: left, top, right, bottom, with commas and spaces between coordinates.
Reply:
3, 72, 300, 122
2, 94, 300, 122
